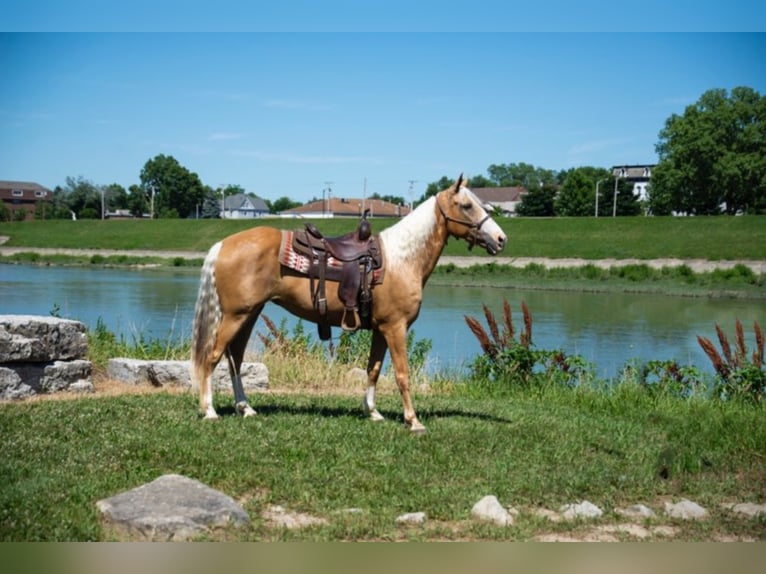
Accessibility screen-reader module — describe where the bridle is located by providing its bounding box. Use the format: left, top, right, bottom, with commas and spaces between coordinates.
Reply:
436, 194, 491, 249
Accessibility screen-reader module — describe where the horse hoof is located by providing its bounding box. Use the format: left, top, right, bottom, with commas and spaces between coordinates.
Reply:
236, 403, 258, 417
202, 413, 220, 421
368, 409, 385, 422
408, 422, 427, 435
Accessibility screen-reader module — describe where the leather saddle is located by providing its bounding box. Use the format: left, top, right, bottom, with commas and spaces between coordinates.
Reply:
290, 210, 383, 340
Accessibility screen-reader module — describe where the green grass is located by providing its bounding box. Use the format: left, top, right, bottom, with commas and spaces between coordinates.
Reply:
2, 215, 765, 260
1, 385, 763, 541
432, 261, 766, 298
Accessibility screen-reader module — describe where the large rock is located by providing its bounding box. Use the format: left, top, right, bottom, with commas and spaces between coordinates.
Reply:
0, 315, 88, 363
107, 358, 268, 391
0, 360, 93, 399
0, 316, 93, 399
96, 474, 250, 541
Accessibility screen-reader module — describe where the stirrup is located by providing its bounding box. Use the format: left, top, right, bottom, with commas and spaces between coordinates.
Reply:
341, 309, 361, 332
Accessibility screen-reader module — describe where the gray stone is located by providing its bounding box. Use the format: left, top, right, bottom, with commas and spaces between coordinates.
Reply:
262, 505, 328, 529
723, 502, 766, 518
107, 358, 269, 391
615, 504, 656, 519
0, 366, 35, 400
0, 360, 93, 398
96, 474, 250, 541
0, 315, 88, 363
396, 511, 426, 524
664, 499, 708, 520
471, 495, 514, 526
560, 500, 603, 520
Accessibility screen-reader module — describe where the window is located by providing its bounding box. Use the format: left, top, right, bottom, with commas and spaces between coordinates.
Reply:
12, 189, 23, 197
35, 190, 46, 198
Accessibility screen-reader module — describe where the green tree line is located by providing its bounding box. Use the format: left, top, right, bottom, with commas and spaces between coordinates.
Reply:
4, 86, 762, 221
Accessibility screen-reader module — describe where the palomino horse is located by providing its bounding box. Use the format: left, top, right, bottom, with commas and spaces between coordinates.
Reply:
190, 175, 507, 433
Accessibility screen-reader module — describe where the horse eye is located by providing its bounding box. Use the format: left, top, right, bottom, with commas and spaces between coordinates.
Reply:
462, 202, 473, 210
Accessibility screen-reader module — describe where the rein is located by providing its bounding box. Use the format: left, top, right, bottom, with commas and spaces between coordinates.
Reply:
436, 197, 490, 249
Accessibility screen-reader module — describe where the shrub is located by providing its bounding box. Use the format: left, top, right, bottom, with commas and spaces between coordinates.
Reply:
464, 299, 591, 389
697, 319, 764, 403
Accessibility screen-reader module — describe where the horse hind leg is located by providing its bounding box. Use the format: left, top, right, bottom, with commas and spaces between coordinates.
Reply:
226, 312, 260, 417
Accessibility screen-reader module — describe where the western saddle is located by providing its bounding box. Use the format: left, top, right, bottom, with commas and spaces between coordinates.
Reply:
290, 210, 383, 340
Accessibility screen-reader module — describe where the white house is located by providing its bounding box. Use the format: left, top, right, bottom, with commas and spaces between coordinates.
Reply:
220, 193, 270, 219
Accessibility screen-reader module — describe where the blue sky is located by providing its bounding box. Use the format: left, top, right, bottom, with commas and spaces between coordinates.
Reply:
1, 30, 764, 202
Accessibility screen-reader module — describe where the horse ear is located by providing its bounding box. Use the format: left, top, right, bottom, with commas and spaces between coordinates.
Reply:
453, 173, 464, 193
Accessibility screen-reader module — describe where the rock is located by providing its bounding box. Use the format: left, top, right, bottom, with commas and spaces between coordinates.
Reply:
96, 474, 250, 541
396, 512, 426, 524
0, 316, 93, 399
0, 366, 34, 400
0, 315, 88, 363
560, 500, 603, 520
262, 505, 328, 529
615, 504, 656, 519
664, 499, 708, 520
107, 358, 269, 391
471, 495, 514, 526
722, 502, 766, 518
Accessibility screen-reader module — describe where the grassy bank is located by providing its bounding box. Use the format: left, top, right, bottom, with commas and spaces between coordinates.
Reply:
1, 215, 765, 260
1, 383, 764, 541
0, 320, 763, 542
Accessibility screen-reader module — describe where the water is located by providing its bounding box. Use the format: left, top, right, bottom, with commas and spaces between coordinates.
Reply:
1, 264, 763, 379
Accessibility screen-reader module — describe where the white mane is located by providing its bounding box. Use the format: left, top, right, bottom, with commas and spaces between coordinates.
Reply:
379, 196, 438, 268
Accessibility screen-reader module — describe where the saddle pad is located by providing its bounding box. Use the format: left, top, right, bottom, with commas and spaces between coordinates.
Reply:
279, 230, 384, 283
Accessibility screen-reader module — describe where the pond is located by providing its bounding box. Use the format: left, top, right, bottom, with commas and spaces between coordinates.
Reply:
1, 264, 763, 379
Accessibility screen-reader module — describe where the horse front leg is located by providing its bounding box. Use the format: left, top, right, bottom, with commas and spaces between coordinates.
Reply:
362, 329, 388, 422
384, 323, 426, 434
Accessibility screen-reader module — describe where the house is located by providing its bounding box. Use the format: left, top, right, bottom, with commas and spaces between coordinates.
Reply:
612, 164, 655, 202
220, 193, 270, 219
279, 197, 411, 219
470, 186, 528, 216
0, 180, 54, 220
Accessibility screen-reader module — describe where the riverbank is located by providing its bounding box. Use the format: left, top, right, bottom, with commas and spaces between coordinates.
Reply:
2, 242, 765, 273
3, 243, 764, 299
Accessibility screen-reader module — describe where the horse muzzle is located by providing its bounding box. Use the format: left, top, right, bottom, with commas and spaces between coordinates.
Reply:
477, 228, 507, 256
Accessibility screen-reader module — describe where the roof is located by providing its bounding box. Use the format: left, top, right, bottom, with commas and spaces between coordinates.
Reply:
0, 180, 53, 193
611, 164, 656, 180
282, 197, 411, 218
222, 193, 269, 212
471, 186, 528, 204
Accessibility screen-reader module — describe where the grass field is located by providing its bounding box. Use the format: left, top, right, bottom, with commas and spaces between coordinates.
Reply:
1, 383, 764, 541
2, 215, 765, 260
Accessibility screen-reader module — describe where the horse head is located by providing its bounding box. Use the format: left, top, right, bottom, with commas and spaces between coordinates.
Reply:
438, 174, 507, 255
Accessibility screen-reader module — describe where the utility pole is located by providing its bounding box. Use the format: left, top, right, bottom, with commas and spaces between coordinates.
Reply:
595, 179, 604, 217
408, 180, 417, 209
323, 181, 333, 217
612, 172, 620, 218
150, 185, 155, 219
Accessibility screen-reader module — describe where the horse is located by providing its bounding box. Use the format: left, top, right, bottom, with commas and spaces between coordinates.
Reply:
190, 174, 507, 433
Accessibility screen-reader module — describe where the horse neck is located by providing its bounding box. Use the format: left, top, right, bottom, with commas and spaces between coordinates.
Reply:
380, 196, 448, 281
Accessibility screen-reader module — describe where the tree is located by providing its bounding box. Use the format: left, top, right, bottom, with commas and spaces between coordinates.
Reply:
200, 188, 221, 218
555, 169, 594, 216
516, 185, 557, 216
649, 86, 766, 215
270, 196, 301, 213
61, 176, 101, 219
139, 154, 205, 218
486, 162, 557, 189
